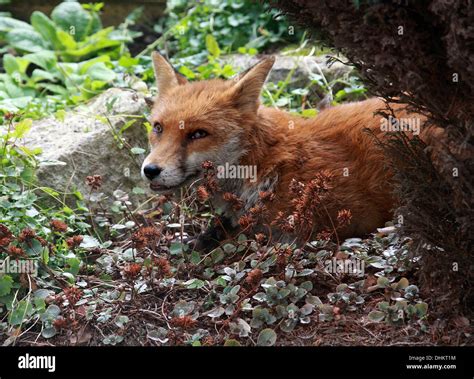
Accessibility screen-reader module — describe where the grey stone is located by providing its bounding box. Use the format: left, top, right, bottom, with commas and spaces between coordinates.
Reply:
223, 53, 353, 90
23, 88, 149, 205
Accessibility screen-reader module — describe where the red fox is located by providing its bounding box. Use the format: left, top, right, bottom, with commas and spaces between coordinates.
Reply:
142, 52, 425, 248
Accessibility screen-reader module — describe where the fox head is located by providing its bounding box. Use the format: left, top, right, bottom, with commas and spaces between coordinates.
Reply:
141, 52, 275, 192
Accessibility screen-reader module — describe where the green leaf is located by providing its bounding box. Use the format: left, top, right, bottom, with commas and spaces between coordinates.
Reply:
40, 304, 61, 322
0, 16, 33, 35
130, 147, 145, 155
183, 279, 205, 289
178, 65, 195, 79
51, 2, 93, 42
0, 275, 13, 297
66, 257, 81, 275
56, 29, 77, 50
118, 55, 139, 69
211, 248, 224, 263
257, 328, 277, 346
132, 187, 145, 195
55, 109, 67, 122
12, 118, 32, 139
415, 302, 428, 317
3, 54, 20, 75
377, 301, 390, 311
62, 272, 75, 284
86, 62, 116, 82
6, 28, 48, 53
114, 315, 129, 328
32, 69, 58, 83
170, 242, 186, 255
396, 277, 409, 290
222, 243, 236, 254
377, 276, 390, 288
190, 250, 200, 265
31, 11, 61, 49
205, 34, 220, 58
224, 339, 241, 346
301, 109, 317, 118
23, 238, 43, 256
61, 28, 121, 60
368, 310, 385, 322
9, 299, 34, 326
80, 235, 100, 249
23, 51, 57, 71
42, 327, 57, 339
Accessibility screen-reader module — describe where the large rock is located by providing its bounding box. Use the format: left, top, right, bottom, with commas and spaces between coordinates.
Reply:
24, 88, 149, 205
223, 53, 353, 90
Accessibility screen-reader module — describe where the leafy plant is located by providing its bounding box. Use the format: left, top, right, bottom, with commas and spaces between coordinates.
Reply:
156, 0, 303, 58
0, 113, 96, 338
368, 276, 429, 326
0, 1, 134, 116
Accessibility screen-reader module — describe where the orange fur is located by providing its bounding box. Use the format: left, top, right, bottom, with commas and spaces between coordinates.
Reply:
143, 53, 427, 241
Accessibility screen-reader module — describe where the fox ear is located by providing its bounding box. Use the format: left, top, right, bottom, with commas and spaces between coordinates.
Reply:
151, 52, 187, 95
229, 56, 275, 112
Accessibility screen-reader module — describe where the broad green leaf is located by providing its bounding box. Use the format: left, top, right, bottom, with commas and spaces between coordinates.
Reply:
130, 147, 145, 155
66, 257, 81, 275
415, 302, 428, 317
86, 62, 116, 82
23, 51, 57, 71
0, 16, 33, 35
183, 279, 206, 289
80, 235, 100, 249
12, 119, 32, 139
3, 54, 19, 75
0, 96, 33, 112
211, 248, 224, 263
178, 65, 195, 79
170, 242, 186, 255
257, 328, 277, 346
396, 277, 409, 290
132, 187, 145, 195
31, 11, 61, 49
377, 276, 390, 288
78, 55, 111, 74
38, 83, 68, 96
223, 243, 236, 254
42, 327, 57, 339
32, 69, 58, 83
205, 34, 220, 58
368, 310, 385, 322
51, 2, 93, 42
56, 29, 77, 50
40, 304, 61, 322
6, 29, 48, 53
118, 55, 139, 69
0, 275, 13, 297
190, 250, 200, 264
9, 299, 34, 326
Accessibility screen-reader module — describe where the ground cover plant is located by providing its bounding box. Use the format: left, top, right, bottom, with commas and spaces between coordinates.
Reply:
0, 0, 471, 347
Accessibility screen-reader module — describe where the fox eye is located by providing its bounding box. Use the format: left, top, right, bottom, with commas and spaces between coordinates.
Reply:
153, 122, 163, 134
188, 129, 208, 140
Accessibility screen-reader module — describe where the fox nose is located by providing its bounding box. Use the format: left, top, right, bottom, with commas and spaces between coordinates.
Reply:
143, 164, 163, 180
